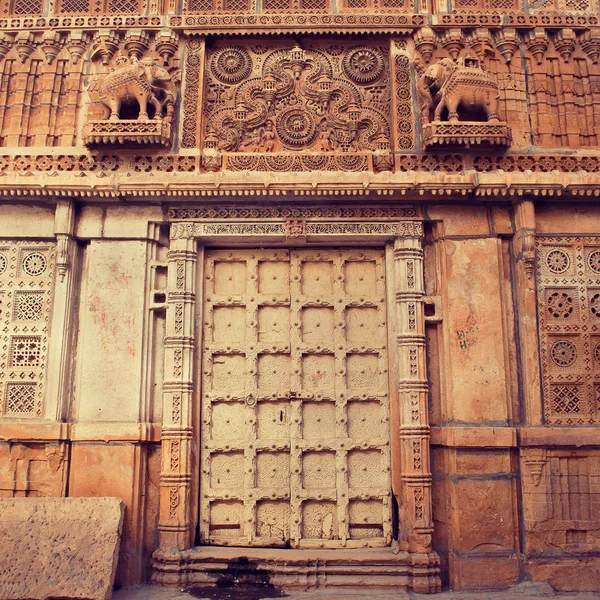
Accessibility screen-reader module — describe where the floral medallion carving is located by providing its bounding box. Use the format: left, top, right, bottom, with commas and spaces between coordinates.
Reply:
276, 108, 318, 147
342, 46, 385, 84
211, 47, 253, 84
202, 39, 393, 172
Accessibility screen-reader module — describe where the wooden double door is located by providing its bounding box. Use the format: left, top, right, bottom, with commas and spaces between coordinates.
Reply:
200, 248, 393, 549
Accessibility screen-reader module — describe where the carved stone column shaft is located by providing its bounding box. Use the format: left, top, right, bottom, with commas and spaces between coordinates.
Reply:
393, 227, 434, 554
158, 234, 200, 550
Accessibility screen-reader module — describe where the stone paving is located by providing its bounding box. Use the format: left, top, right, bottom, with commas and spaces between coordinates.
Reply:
114, 582, 600, 600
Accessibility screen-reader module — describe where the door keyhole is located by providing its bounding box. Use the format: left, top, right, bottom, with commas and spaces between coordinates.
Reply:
279, 410, 284, 422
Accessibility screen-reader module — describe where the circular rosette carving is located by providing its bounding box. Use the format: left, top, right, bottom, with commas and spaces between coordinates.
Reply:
588, 249, 600, 274
546, 249, 570, 274
211, 47, 252, 84
0, 253, 7, 275
342, 47, 385, 85
276, 108, 317, 149
551, 340, 577, 367
22, 252, 47, 277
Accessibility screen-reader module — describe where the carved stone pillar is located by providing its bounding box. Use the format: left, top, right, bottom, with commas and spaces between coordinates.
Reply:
392, 224, 436, 584
513, 199, 542, 425
158, 232, 200, 550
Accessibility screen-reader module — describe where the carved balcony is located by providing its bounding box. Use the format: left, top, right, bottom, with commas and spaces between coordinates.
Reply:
421, 121, 512, 149
82, 118, 173, 147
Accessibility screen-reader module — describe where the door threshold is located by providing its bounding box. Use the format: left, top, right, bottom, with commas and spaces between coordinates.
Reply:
152, 546, 441, 593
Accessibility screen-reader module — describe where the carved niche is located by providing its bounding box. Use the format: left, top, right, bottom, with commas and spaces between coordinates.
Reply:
201, 40, 393, 173
417, 55, 512, 149
84, 34, 180, 148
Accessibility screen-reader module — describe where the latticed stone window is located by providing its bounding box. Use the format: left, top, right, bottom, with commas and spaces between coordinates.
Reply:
452, 0, 521, 12
338, 0, 409, 12
0, 242, 54, 418
55, 0, 141, 14
0, 0, 43, 16
261, 0, 328, 12
536, 237, 600, 424
184, 0, 253, 12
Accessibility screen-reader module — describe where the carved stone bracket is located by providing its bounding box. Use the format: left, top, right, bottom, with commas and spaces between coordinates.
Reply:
524, 450, 547, 487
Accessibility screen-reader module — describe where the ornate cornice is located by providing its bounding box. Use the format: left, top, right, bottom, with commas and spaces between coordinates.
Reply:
2, 176, 600, 201
1, 13, 598, 34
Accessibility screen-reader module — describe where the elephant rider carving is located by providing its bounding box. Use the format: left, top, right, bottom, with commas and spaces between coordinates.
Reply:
418, 56, 501, 125
97, 55, 178, 122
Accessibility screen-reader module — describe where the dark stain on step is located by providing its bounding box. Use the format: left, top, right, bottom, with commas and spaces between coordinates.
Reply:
188, 557, 287, 600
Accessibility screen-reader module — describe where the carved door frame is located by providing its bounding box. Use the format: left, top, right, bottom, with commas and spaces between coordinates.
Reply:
157, 204, 434, 558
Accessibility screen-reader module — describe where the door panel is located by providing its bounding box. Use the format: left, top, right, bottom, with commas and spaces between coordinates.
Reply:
200, 249, 392, 548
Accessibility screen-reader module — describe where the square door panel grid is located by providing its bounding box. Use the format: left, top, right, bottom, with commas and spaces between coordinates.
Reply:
201, 248, 392, 548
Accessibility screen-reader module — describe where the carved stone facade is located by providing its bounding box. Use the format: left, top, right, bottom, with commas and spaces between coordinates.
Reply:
1, 0, 600, 595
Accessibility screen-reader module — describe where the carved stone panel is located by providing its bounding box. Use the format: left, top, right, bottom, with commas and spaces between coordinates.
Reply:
200, 248, 392, 548
0, 242, 55, 418
201, 40, 393, 172
536, 236, 600, 424
0, 442, 68, 497
521, 449, 600, 552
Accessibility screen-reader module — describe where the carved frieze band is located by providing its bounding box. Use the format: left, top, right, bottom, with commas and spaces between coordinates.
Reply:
170, 220, 423, 239
169, 205, 419, 220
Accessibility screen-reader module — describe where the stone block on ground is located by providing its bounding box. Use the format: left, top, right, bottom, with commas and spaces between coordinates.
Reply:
0, 497, 125, 600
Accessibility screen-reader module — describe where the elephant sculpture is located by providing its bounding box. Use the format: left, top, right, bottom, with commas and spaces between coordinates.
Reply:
419, 56, 500, 124
97, 56, 178, 122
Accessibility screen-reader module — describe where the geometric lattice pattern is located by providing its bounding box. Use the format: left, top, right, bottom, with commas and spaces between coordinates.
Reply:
550, 384, 582, 414
107, 0, 139, 13
454, 0, 520, 10
537, 237, 600, 424
261, 0, 328, 10
200, 249, 392, 549
10, 0, 42, 14
9, 336, 42, 368
13, 291, 44, 321
55, 0, 139, 13
5, 382, 37, 414
0, 242, 54, 418
56, 0, 91, 13
184, 0, 253, 12
564, 0, 590, 11
339, 0, 406, 10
